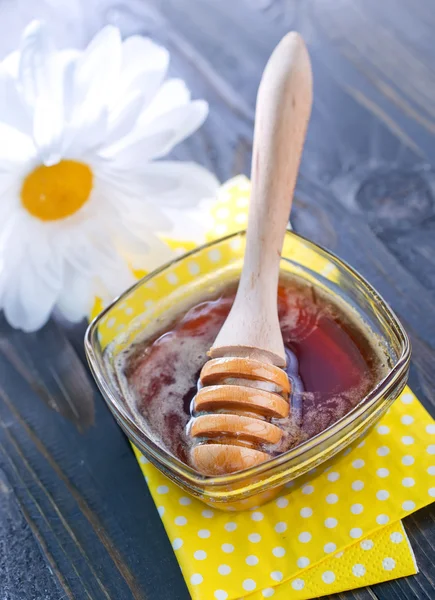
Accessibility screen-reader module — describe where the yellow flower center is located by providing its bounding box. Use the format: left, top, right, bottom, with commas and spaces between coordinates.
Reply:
21, 160, 93, 221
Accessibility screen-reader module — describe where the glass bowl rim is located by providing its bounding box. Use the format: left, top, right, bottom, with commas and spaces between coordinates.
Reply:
85, 229, 411, 488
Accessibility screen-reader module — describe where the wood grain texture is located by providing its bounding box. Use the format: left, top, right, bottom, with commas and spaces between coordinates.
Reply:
1, 0, 434, 599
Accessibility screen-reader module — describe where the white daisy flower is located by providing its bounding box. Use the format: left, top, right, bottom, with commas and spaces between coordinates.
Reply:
0, 20, 218, 332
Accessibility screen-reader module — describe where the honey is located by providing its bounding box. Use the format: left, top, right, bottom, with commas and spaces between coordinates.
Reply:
119, 276, 387, 468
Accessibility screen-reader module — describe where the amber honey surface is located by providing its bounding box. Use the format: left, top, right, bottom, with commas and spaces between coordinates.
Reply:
119, 277, 386, 465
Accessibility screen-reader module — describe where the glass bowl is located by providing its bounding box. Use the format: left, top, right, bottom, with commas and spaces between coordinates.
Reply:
85, 230, 410, 511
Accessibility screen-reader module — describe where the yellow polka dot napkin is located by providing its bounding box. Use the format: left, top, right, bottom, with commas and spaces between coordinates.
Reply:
136, 384, 435, 599
108, 176, 433, 599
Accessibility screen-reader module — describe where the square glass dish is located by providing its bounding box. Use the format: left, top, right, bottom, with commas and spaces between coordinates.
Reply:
85, 230, 410, 511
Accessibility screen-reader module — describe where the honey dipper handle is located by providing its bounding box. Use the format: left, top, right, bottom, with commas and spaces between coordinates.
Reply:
210, 32, 313, 366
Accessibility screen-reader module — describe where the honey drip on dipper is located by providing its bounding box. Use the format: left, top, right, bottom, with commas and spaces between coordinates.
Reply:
188, 32, 313, 476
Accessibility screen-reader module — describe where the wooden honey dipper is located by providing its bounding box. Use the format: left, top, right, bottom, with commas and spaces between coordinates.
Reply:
189, 32, 313, 476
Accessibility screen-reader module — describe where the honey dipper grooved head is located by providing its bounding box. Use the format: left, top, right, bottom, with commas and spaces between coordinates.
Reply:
189, 356, 290, 475
200, 357, 290, 396
191, 413, 283, 445
191, 444, 270, 476
194, 384, 290, 418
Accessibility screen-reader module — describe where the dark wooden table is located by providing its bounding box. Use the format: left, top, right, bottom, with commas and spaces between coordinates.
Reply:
1, 1, 435, 599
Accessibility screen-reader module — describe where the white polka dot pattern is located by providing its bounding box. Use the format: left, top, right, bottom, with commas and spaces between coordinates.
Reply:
382, 557, 396, 571
274, 522, 287, 534
390, 532, 403, 544
377, 446, 390, 456
251, 511, 264, 522
376, 490, 389, 501
376, 514, 390, 525
172, 538, 183, 550
218, 564, 231, 576
377, 468, 389, 478
242, 578, 256, 591
322, 570, 336, 584
377, 425, 390, 435
134, 395, 427, 600
350, 528, 363, 539
190, 573, 203, 585
352, 480, 364, 491
352, 564, 366, 577
297, 557, 310, 568
325, 518, 338, 529
291, 578, 305, 590
115, 178, 435, 600
276, 497, 288, 508
198, 529, 210, 539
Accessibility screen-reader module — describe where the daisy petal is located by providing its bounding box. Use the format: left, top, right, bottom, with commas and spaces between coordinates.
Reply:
102, 129, 173, 166
33, 51, 79, 165
95, 263, 135, 304
105, 90, 144, 147
70, 26, 121, 129
56, 266, 93, 322
3, 238, 62, 332
0, 68, 32, 134
65, 108, 108, 157
23, 262, 62, 331
0, 180, 20, 215
58, 225, 134, 307
58, 51, 79, 124
109, 100, 208, 164
33, 58, 70, 166
140, 100, 208, 158
119, 205, 173, 234
0, 122, 34, 164
136, 161, 219, 207
0, 215, 27, 295
121, 36, 169, 84
17, 21, 69, 164
118, 36, 169, 103
128, 241, 174, 272
91, 173, 182, 233
18, 21, 53, 107
117, 224, 175, 271
161, 206, 212, 244
139, 79, 191, 124
84, 236, 133, 294
2, 51, 20, 77
60, 227, 123, 277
